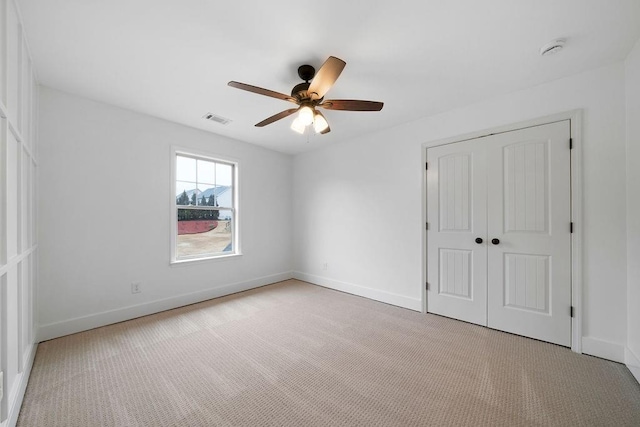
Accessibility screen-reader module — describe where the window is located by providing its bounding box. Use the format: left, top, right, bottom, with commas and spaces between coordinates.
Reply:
171, 149, 238, 263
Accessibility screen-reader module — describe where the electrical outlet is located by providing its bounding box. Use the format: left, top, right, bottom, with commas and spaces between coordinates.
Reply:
322, 263, 328, 271
131, 282, 142, 294
0, 371, 3, 401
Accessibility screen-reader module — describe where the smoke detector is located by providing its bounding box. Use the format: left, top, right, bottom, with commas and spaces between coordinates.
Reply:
540, 39, 565, 56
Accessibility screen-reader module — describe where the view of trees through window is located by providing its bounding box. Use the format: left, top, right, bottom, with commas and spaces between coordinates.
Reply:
174, 154, 235, 260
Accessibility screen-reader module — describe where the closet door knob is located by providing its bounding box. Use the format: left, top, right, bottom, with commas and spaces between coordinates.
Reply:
491, 238, 500, 245
475, 238, 483, 244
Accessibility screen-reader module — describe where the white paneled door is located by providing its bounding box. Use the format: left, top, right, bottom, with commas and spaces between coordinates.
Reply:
426, 139, 487, 326
427, 121, 572, 346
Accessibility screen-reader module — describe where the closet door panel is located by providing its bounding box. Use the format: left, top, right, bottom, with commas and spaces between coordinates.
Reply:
427, 140, 488, 326
486, 121, 572, 346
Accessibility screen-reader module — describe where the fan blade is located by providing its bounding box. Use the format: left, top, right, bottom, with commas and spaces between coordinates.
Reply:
319, 99, 384, 111
307, 56, 346, 100
255, 108, 298, 127
228, 81, 297, 103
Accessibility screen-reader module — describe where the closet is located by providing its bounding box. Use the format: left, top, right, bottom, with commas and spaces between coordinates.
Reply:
426, 120, 572, 346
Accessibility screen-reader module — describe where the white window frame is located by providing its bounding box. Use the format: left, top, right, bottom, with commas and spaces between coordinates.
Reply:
170, 146, 241, 265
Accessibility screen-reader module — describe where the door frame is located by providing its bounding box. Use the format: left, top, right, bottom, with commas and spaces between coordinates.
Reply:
421, 110, 583, 353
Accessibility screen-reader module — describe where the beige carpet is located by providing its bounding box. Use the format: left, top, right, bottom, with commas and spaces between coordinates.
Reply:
18, 280, 640, 426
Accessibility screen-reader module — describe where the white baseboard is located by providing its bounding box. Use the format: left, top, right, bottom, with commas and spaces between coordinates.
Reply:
38, 271, 293, 342
581, 336, 625, 363
293, 271, 422, 311
7, 343, 37, 427
625, 347, 640, 384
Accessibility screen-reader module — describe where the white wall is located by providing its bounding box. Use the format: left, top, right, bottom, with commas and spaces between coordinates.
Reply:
625, 39, 640, 382
293, 62, 628, 361
0, 0, 39, 425
37, 87, 293, 340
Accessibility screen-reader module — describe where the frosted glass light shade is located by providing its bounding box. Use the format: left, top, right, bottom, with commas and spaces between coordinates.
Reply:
291, 117, 306, 134
313, 113, 329, 133
298, 106, 314, 125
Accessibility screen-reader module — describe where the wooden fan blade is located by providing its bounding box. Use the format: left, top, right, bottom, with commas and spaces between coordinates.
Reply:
255, 108, 298, 127
307, 56, 346, 100
228, 81, 297, 103
319, 99, 384, 111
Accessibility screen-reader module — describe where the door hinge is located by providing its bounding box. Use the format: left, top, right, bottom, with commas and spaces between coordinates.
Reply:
425, 162, 428, 170
426, 222, 429, 230
426, 282, 430, 291
569, 138, 573, 149
570, 222, 574, 233
570, 306, 575, 318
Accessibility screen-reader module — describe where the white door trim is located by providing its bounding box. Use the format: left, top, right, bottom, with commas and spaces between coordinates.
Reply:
421, 110, 583, 354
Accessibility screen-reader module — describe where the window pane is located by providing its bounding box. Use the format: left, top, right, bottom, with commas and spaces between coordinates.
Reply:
176, 156, 196, 182
198, 185, 217, 206
176, 209, 233, 258
216, 163, 233, 187
197, 159, 215, 185
213, 185, 233, 209
217, 210, 233, 253
176, 181, 198, 205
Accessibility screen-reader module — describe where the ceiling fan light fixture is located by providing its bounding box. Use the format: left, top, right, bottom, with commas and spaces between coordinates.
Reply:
228, 56, 384, 136
290, 116, 306, 134
298, 105, 314, 126
313, 112, 329, 134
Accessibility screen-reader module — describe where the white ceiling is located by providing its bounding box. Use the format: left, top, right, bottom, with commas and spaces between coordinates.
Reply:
18, 0, 640, 154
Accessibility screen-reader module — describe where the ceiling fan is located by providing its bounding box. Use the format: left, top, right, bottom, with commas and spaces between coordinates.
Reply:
228, 56, 383, 135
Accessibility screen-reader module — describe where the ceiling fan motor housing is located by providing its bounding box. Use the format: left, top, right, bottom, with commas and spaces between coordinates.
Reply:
291, 82, 310, 97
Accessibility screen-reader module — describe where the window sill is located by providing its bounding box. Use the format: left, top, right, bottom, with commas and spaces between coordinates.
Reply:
170, 252, 242, 267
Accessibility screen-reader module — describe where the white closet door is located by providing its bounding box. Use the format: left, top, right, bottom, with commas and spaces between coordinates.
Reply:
485, 121, 571, 346
426, 140, 487, 326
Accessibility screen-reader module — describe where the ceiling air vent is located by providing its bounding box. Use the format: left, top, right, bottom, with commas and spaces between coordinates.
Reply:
203, 113, 232, 125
